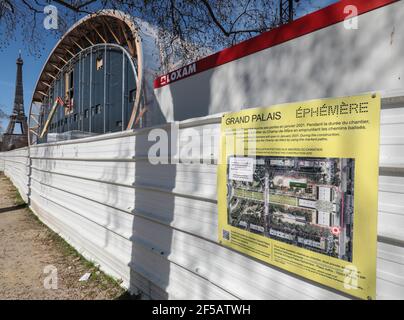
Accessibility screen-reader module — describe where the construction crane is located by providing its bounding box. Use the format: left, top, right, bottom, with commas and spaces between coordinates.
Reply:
279, 0, 300, 24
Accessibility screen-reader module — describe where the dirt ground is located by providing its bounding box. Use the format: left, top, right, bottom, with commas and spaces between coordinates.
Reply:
0, 173, 127, 300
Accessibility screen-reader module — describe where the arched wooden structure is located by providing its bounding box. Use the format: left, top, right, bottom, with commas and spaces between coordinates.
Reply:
28, 10, 157, 145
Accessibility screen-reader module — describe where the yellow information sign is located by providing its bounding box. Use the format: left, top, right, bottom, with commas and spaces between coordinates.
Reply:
217, 93, 381, 299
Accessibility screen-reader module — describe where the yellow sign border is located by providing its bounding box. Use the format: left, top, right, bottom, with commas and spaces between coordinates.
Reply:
217, 94, 380, 300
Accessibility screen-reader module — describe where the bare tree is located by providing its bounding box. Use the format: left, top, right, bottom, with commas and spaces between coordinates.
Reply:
0, 0, 325, 68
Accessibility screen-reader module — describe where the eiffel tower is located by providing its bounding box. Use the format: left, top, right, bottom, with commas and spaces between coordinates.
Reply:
1, 52, 28, 151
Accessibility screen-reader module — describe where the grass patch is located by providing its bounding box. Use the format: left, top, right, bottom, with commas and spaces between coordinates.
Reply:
1, 175, 27, 206
14, 190, 25, 206
26, 209, 125, 294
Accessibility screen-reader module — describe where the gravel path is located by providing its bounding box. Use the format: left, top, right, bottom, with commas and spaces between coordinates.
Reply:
0, 173, 126, 300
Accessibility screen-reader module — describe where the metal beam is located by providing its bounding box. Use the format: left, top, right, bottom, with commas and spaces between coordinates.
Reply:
64, 47, 76, 57
30, 114, 40, 125
51, 63, 62, 71
280, 0, 296, 24
56, 54, 68, 64
92, 25, 107, 43
46, 72, 56, 80
38, 91, 49, 97
72, 39, 84, 51
84, 33, 95, 46
105, 22, 121, 45
29, 129, 39, 137
41, 81, 52, 88
119, 21, 135, 56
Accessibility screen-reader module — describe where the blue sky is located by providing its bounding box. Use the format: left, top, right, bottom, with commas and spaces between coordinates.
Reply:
0, 33, 57, 131
0, 0, 337, 131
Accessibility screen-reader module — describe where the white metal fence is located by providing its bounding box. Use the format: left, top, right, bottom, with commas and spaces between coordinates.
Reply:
1, 96, 404, 299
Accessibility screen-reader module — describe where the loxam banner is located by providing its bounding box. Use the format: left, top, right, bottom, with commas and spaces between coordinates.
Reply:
217, 93, 381, 300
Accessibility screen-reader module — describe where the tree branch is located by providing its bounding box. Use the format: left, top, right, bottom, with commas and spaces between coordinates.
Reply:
200, 0, 265, 37
200, 0, 230, 37
21, 0, 42, 13
51, 0, 97, 13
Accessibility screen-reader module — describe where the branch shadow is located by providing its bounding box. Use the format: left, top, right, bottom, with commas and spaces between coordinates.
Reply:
0, 203, 27, 214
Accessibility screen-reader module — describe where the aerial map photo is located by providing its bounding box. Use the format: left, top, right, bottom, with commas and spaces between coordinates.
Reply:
227, 156, 355, 262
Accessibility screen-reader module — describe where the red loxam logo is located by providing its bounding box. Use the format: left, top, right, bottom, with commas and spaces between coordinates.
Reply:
158, 63, 197, 86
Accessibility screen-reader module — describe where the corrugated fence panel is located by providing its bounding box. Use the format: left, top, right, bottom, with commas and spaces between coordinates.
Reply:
1, 147, 29, 203
0, 96, 404, 300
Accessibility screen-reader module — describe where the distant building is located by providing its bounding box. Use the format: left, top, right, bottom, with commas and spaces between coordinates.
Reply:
317, 211, 331, 227
28, 10, 165, 145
